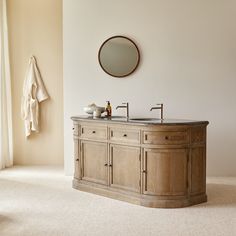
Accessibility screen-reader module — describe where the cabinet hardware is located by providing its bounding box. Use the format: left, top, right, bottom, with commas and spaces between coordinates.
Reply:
142, 170, 147, 173
72, 127, 75, 130
109, 164, 112, 167
165, 136, 169, 140
104, 163, 108, 166
92, 130, 96, 134
76, 158, 79, 161
123, 134, 127, 137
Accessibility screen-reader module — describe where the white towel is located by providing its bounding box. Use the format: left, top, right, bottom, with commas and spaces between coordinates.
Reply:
21, 56, 49, 137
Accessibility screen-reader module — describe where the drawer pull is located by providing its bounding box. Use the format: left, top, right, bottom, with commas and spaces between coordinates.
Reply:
92, 130, 96, 134
165, 136, 169, 140
104, 163, 108, 166
142, 170, 147, 173
123, 134, 127, 137
109, 164, 112, 167
76, 158, 79, 161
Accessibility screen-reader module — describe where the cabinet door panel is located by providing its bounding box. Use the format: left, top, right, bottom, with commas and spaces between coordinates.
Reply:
143, 148, 188, 196
81, 141, 108, 185
110, 144, 141, 193
74, 138, 81, 179
191, 147, 206, 195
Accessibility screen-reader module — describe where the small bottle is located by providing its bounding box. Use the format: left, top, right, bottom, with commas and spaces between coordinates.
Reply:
106, 101, 112, 117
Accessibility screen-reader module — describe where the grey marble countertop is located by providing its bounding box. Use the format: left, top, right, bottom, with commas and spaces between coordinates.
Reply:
71, 115, 209, 126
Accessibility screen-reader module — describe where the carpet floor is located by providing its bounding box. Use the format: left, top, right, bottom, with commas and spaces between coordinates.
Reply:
0, 166, 235, 236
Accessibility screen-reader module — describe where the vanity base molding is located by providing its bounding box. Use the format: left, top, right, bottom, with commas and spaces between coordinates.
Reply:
71, 117, 209, 208
73, 179, 207, 208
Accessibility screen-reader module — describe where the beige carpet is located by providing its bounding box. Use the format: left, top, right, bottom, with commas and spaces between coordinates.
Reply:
0, 166, 236, 236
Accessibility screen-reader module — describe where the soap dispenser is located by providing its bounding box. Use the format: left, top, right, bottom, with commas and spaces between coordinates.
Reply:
106, 101, 112, 117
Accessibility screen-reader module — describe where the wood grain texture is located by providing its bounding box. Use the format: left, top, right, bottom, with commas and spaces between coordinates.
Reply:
143, 148, 188, 196
110, 144, 141, 193
72, 119, 208, 208
80, 140, 108, 185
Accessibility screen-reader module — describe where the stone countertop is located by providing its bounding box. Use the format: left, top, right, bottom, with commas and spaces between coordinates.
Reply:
71, 115, 209, 126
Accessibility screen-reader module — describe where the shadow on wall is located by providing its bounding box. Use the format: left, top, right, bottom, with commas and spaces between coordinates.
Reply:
0, 215, 17, 233
200, 183, 236, 208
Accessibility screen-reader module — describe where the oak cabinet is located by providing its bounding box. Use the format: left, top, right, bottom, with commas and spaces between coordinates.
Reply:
142, 148, 188, 196
80, 140, 108, 185
191, 147, 206, 195
109, 144, 141, 193
72, 118, 208, 208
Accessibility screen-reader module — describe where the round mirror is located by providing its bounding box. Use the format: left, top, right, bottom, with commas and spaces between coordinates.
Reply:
98, 36, 140, 78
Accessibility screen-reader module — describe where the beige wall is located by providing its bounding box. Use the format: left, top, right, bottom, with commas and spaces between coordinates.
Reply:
64, 0, 236, 176
7, 0, 63, 165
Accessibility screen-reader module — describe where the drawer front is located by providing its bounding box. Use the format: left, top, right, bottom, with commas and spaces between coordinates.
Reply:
80, 125, 107, 140
143, 131, 189, 145
191, 126, 206, 144
110, 128, 140, 144
73, 124, 79, 135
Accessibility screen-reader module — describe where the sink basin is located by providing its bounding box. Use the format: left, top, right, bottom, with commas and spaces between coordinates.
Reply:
129, 118, 160, 121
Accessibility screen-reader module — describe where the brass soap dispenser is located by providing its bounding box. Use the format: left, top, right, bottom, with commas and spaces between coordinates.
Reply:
105, 101, 112, 117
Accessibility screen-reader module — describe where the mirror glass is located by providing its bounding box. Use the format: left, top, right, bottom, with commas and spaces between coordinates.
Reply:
98, 36, 140, 78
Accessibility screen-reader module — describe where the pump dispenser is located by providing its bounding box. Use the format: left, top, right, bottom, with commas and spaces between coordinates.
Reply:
106, 101, 112, 117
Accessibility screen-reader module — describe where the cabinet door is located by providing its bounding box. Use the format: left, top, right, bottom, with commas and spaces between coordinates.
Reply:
109, 144, 141, 193
142, 148, 188, 196
81, 140, 108, 185
74, 138, 81, 179
191, 147, 206, 195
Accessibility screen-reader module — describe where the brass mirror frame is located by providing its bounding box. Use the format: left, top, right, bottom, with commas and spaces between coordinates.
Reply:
98, 35, 140, 78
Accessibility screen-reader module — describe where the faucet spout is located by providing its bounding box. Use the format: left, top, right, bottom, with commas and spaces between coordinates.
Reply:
116, 105, 125, 110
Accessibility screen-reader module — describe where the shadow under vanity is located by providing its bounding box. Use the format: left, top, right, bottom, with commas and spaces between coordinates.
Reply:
71, 116, 209, 208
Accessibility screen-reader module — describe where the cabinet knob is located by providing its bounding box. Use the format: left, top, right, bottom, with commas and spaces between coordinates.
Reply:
109, 164, 112, 167
123, 134, 127, 137
92, 131, 96, 134
72, 127, 75, 130
165, 136, 169, 140
142, 170, 147, 173
104, 163, 108, 166
76, 158, 79, 161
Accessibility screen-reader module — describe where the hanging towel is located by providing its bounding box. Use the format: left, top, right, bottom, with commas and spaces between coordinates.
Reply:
21, 56, 49, 137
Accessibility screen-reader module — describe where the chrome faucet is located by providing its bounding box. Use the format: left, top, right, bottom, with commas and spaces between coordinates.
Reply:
150, 103, 164, 120
116, 102, 129, 118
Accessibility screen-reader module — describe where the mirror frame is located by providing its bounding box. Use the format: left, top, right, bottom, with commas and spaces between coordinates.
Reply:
98, 35, 140, 78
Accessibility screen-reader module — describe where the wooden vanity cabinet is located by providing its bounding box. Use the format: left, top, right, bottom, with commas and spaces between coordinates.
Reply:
80, 140, 108, 185
72, 119, 208, 208
109, 144, 141, 193
142, 148, 188, 196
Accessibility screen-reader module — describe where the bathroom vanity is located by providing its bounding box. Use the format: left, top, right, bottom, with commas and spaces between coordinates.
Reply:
71, 116, 209, 208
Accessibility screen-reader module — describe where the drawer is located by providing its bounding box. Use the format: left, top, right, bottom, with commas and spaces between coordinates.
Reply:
80, 125, 107, 140
110, 128, 140, 144
191, 126, 206, 143
143, 131, 189, 145
73, 124, 79, 135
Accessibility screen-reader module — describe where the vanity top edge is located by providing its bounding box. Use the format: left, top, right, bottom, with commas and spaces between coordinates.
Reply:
71, 116, 209, 126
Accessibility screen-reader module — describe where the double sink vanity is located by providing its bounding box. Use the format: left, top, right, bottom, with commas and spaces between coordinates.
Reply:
71, 115, 209, 208
71, 36, 209, 208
